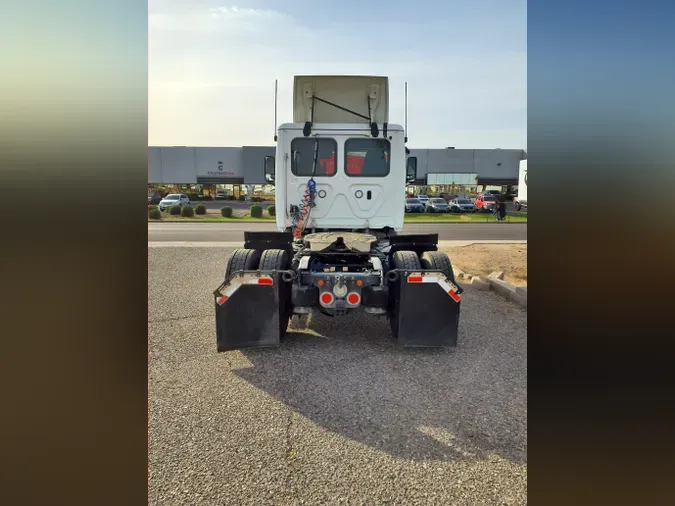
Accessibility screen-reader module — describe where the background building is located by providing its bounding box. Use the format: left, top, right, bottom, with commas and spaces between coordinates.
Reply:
149, 146, 526, 189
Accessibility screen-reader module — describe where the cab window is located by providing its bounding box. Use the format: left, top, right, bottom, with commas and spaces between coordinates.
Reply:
290, 138, 337, 177
344, 138, 390, 177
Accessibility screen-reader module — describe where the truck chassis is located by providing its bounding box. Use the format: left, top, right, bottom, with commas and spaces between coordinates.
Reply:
214, 231, 462, 350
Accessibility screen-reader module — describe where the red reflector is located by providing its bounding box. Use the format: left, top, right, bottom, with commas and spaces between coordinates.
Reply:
258, 277, 273, 285
407, 275, 423, 283
347, 293, 360, 305
216, 296, 228, 305
320, 293, 333, 304
448, 290, 461, 303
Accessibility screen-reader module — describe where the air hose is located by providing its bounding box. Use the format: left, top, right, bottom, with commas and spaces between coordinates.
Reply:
292, 179, 316, 238
291, 136, 320, 239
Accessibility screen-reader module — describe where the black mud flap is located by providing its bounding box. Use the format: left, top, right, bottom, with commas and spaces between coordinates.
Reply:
214, 270, 293, 351
388, 270, 462, 347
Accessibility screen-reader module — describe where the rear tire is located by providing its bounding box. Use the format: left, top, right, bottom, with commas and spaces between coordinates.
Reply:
392, 250, 422, 270
259, 248, 289, 271
224, 248, 260, 280
420, 251, 457, 284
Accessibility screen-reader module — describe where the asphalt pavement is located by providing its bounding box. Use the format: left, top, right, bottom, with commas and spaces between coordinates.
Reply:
148, 222, 527, 243
149, 247, 527, 505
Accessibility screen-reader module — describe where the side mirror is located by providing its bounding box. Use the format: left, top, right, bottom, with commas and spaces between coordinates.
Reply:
406, 156, 417, 183
264, 156, 275, 184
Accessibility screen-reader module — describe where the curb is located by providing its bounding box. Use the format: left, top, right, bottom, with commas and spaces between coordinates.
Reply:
454, 268, 527, 308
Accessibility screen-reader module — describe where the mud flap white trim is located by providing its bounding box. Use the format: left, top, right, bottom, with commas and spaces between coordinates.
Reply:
406, 272, 461, 302
216, 274, 274, 305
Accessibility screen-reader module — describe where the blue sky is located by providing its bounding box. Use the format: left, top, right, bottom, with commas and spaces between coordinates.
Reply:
149, 0, 526, 149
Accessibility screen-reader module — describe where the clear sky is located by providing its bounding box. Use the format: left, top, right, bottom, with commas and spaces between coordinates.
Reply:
149, 0, 526, 149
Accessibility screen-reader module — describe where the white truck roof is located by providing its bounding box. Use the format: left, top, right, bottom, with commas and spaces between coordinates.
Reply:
278, 122, 402, 132
293, 75, 389, 125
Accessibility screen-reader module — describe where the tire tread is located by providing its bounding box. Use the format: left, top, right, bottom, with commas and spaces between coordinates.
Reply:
420, 251, 455, 282
259, 249, 289, 270
392, 250, 422, 270
225, 248, 260, 280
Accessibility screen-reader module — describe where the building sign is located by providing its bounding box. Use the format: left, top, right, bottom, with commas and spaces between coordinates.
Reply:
206, 160, 236, 177
194, 148, 244, 181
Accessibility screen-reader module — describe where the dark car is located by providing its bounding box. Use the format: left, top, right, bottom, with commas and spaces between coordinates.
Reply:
449, 198, 476, 213
148, 193, 162, 205
439, 193, 458, 203
425, 198, 451, 213
405, 198, 425, 213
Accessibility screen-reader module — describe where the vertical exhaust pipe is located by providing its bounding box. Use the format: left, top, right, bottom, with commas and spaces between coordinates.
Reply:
273, 79, 278, 142
404, 81, 408, 143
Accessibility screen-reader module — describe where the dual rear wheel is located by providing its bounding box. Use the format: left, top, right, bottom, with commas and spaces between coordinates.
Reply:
391, 250, 455, 282
224, 248, 291, 334
224, 248, 289, 280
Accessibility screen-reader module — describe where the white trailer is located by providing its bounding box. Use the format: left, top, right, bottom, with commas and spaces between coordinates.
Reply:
514, 160, 527, 211
214, 76, 462, 350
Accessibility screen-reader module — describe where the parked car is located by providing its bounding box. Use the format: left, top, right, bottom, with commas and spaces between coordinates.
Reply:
159, 193, 190, 211
148, 193, 162, 205
439, 193, 458, 203
405, 198, 425, 213
425, 198, 451, 213
449, 198, 476, 213
215, 190, 228, 200
474, 193, 498, 212
416, 195, 430, 204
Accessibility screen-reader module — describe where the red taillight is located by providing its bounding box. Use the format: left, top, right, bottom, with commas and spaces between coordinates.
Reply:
407, 275, 423, 283
347, 292, 360, 305
320, 292, 333, 305
258, 277, 273, 285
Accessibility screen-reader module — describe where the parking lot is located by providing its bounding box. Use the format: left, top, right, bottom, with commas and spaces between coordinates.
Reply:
152, 198, 526, 216
149, 247, 527, 505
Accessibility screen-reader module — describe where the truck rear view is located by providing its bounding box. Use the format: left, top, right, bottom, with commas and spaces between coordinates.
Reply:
214, 75, 462, 350
514, 160, 527, 211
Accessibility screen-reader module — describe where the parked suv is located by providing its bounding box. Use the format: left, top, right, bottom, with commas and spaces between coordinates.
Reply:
449, 198, 476, 213
159, 193, 190, 211
474, 193, 498, 213
425, 198, 451, 213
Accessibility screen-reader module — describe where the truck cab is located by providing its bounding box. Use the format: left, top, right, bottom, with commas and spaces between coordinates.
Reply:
514, 160, 527, 211
266, 122, 409, 232
262, 76, 415, 235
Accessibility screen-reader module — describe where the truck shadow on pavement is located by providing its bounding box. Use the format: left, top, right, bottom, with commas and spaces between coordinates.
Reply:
233, 303, 527, 465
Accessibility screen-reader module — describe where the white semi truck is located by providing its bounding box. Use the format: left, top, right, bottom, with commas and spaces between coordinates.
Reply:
214, 75, 462, 350
514, 160, 527, 211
